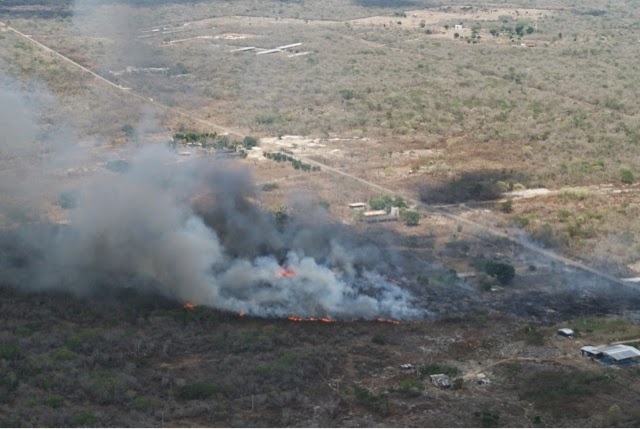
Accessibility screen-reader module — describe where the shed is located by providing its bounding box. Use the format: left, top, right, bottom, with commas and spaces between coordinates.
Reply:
599, 345, 640, 363
557, 328, 574, 337
580, 345, 601, 358
399, 364, 414, 370
454, 24, 463, 30
348, 202, 367, 210
430, 374, 451, 389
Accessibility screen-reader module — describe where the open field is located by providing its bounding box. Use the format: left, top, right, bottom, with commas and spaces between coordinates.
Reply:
2, 0, 640, 426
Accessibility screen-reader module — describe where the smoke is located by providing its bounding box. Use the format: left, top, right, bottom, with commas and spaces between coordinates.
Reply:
0, 76, 424, 320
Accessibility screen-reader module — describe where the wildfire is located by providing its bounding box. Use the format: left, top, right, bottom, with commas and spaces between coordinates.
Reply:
277, 267, 296, 278
288, 315, 335, 323
239, 311, 246, 317
183, 302, 196, 310
375, 317, 401, 325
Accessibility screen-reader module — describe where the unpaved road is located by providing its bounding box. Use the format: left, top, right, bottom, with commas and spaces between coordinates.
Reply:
4, 21, 636, 291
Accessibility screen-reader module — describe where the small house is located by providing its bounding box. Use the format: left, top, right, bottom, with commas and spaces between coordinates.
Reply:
348, 202, 367, 210
399, 364, 414, 371
454, 24, 463, 30
363, 207, 400, 223
557, 328, 574, 337
430, 374, 451, 389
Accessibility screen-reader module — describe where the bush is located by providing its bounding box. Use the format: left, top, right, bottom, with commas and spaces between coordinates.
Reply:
512, 215, 529, 228
353, 385, 389, 415
261, 183, 279, 192
484, 261, 515, 285
518, 370, 610, 416
0, 344, 18, 360
402, 210, 420, 226
132, 396, 152, 410
176, 382, 223, 400
242, 136, 258, 149
71, 411, 99, 427
45, 395, 63, 408
397, 379, 423, 397
52, 347, 74, 361
58, 191, 79, 209
520, 324, 545, 345
369, 195, 407, 211
500, 199, 513, 213
620, 168, 635, 184
372, 334, 386, 345
474, 410, 501, 428
66, 336, 83, 351
419, 363, 460, 378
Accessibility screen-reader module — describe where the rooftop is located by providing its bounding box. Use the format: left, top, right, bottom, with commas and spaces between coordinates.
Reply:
599, 345, 640, 361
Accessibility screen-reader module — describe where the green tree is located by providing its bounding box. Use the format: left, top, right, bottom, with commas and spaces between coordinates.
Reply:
484, 261, 515, 285
242, 136, 258, 149
444, 24, 450, 30
402, 210, 420, 226
454, 32, 460, 39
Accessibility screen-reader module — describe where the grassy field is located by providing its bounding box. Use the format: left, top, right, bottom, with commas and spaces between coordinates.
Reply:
2, 0, 640, 426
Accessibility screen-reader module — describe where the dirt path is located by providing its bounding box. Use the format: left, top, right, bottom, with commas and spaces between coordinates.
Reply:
4, 20, 635, 292
0, 22, 244, 139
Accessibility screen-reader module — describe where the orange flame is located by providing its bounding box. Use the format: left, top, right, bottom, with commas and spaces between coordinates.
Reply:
239, 311, 246, 317
277, 268, 296, 278
183, 302, 195, 310
287, 315, 336, 323
375, 317, 401, 325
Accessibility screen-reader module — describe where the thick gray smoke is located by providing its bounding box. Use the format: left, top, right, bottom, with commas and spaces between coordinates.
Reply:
0, 77, 423, 320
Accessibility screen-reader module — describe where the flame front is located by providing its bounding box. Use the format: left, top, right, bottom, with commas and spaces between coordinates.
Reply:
375, 317, 401, 325
277, 267, 296, 278
183, 302, 195, 310
288, 315, 335, 323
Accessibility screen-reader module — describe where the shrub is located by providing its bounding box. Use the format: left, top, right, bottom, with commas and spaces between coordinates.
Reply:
402, 210, 420, 226
620, 168, 635, 184
0, 344, 18, 360
66, 335, 83, 351
261, 183, 279, 192
518, 370, 610, 415
372, 334, 386, 345
369, 195, 407, 211
474, 410, 501, 428
419, 363, 460, 378
512, 215, 529, 228
45, 395, 63, 408
58, 191, 79, 209
397, 379, 423, 397
53, 348, 74, 361
500, 199, 513, 213
484, 261, 515, 285
176, 382, 223, 400
242, 136, 258, 149
71, 411, 99, 427
105, 160, 130, 173
353, 385, 389, 415
520, 324, 545, 345
132, 396, 152, 410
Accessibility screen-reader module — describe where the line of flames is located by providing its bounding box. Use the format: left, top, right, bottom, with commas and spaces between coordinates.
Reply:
183, 304, 401, 325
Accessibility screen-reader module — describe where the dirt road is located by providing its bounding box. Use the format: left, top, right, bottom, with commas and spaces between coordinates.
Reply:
4, 20, 635, 291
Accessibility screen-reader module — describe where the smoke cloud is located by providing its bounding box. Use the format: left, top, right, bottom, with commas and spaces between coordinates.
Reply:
0, 76, 424, 320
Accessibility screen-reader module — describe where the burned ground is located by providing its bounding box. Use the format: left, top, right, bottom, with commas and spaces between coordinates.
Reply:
3, 284, 640, 427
